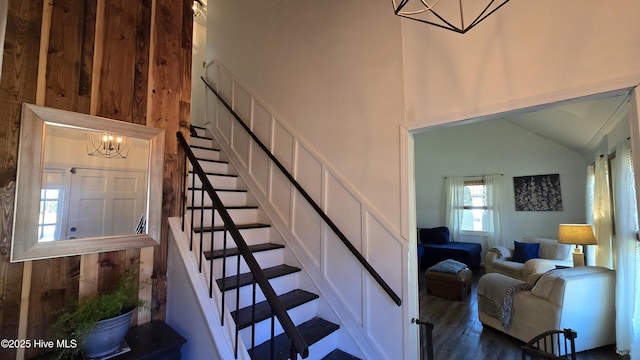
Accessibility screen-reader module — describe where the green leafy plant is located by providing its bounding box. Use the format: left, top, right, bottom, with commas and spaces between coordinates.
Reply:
52, 267, 149, 359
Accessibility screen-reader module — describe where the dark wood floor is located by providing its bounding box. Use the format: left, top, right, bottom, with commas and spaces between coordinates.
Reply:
418, 268, 627, 360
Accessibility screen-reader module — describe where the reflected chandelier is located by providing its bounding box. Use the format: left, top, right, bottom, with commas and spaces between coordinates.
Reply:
392, 0, 511, 34
85, 132, 130, 159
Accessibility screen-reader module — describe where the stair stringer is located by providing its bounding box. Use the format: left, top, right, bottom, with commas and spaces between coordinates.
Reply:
167, 217, 252, 360
204, 128, 385, 360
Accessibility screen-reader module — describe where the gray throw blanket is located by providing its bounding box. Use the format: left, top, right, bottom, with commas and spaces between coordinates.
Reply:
427, 259, 468, 274
477, 273, 532, 331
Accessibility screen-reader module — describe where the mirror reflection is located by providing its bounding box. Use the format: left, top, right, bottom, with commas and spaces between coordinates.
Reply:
11, 103, 164, 262
40, 125, 150, 242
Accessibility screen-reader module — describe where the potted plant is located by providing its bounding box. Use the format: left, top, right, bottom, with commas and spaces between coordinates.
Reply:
52, 267, 149, 359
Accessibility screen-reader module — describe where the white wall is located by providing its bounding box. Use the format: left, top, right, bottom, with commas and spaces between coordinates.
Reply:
415, 118, 587, 249
402, 1, 640, 127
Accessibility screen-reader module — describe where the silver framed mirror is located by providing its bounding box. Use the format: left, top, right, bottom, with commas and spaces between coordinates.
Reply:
11, 104, 165, 261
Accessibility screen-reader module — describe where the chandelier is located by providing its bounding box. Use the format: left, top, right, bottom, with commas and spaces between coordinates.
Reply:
85, 132, 130, 159
392, 0, 511, 34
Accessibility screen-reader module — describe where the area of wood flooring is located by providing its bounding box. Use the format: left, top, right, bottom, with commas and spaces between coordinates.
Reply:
418, 268, 627, 360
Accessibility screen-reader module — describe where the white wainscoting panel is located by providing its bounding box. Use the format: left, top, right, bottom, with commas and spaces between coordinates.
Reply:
234, 84, 252, 122
270, 167, 292, 225
204, 60, 409, 360
294, 143, 323, 205
273, 121, 294, 173
325, 174, 362, 250
292, 192, 322, 267
324, 230, 364, 323
249, 147, 270, 196
252, 101, 272, 147
232, 122, 250, 167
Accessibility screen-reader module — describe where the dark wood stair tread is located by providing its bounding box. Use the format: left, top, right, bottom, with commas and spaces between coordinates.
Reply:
216, 264, 301, 291
187, 187, 247, 193
232, 289, 319, 329
248, 317, 340, 360
190, 145, 221, 151
194, 158, 228, 164
193, 222, 270, 233
322, 349, 362, 360
187, 205, 257, 210
204, 242, 284, 260
189, 170, 237, 178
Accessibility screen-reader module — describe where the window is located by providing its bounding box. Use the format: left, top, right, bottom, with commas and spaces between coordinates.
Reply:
462, 179, 487, 232
38, 170, 64, 241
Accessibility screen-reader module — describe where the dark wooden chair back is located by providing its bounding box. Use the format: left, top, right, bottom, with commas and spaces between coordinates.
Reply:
521, 328, 577, 360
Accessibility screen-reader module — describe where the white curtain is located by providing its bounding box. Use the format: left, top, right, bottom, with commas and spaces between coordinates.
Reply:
445, 176, 464, 242
594, 156, 614, 268
613, 139, 640, 357
486, 174, 506, 247
585, 165, 596, 265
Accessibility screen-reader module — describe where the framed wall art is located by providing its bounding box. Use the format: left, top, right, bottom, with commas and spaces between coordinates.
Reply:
513, 174, 563, 211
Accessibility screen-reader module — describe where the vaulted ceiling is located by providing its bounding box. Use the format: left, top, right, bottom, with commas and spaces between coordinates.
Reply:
503, 93, 630, 155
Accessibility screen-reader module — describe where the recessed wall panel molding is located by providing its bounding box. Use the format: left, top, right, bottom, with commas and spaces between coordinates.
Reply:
270, 167, 292, 225
218, 70, 233, 104
273, 121, 294, 172
325, 231, 364, 323
295, 143, 323, 205
365, 213, 404, 290
231, 122, 250, 167
217, 107, 232, 143
326, 173, 363, 250
249, 148, 270, 195
292, 192, 322, 267
233, 83, 252, 122
366, 277, 404, 359
252, 101, 272, 147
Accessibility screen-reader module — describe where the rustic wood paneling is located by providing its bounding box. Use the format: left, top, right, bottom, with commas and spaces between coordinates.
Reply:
78, 0, 96, 114
0, 1, 43, 359
0, 0, 192, 357
96, 0, 139, 121
25, 258, 80, 359
132, 0, 151, 125
44, 0, 86, 112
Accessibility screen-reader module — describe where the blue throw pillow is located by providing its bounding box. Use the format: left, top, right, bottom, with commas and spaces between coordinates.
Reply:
512, 241, 540, 263
419, 227, 450, 245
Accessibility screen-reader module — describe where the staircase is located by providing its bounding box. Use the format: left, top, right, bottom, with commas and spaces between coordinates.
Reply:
183, 126, 361, 360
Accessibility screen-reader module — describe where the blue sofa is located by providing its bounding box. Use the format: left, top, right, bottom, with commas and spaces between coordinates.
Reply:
417, 226, 482, 269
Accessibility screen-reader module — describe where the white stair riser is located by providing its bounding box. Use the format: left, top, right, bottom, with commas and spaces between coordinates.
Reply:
190, 174, 238, 189
193, 127, 208, 137
210, 248, 284, 277
190, 136, 213, 148
191, 227, 271, 252
239, 300, 319, 347
192, 147, 221, 161
220, 273, 300, 312
188, 190, 247, 207
190, 208, 258, 228
190, 161, 228, 174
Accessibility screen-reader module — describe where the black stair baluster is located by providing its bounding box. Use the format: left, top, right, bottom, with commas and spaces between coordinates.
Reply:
181, 151, 187, 231
235, 251, 241, 359
251, 276, 257, 351
189, 167, 196, 251
270, 311, 275, 360
199, 189, 205, 272
209, 201, 215, 298
221, 224, 227, 326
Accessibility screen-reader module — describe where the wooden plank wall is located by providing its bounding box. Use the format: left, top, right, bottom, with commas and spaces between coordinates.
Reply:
0, 0, 192, 358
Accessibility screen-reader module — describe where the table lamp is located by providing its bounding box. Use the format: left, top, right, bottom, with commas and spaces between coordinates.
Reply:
558, 224, 597, 266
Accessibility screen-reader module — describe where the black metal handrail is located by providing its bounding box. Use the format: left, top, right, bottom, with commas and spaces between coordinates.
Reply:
177, 132, 308, 359
202, 76, 402, 307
